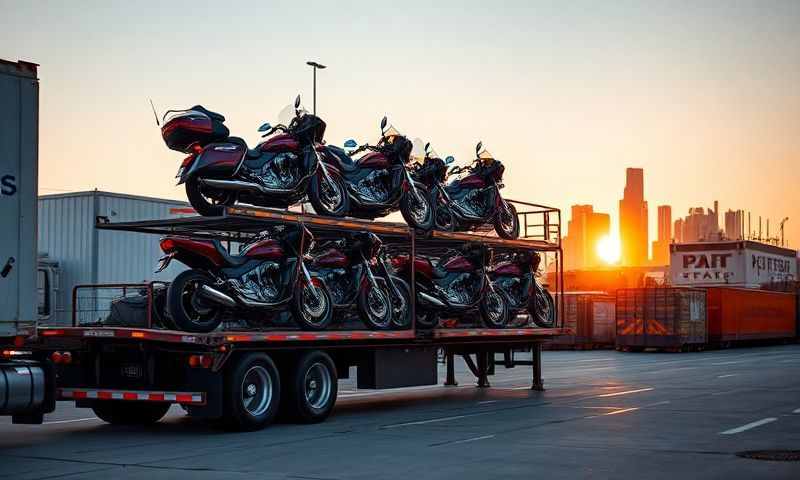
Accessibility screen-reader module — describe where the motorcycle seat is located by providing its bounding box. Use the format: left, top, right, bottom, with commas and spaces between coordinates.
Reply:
226, 136, 262, 159
212, 240, 250, 266
325, 145, 359, 173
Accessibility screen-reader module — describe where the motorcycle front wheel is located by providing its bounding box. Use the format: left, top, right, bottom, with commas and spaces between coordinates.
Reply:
387, 276, 412, 329
480, 290, 510, 329
357, 279, 393, 330
185, 178, 235, 217
309, 171, 349, 217
166, 269, 224, 333
494, 202, 520, 239
400, 185, 434, 230
291, 280, 333, 331
530, 287, 556, 328
431, 188, 455, 232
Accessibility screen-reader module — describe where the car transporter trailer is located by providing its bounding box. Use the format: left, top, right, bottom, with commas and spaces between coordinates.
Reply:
25, 201, 566, 430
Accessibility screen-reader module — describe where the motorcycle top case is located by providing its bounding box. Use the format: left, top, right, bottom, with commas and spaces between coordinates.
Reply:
161, 106, 230, 153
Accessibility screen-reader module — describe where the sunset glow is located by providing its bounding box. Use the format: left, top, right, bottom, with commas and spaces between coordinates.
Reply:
596, 235, 621, 265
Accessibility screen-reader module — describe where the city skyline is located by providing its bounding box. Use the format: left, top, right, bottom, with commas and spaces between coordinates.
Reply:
2, 1, 798, 249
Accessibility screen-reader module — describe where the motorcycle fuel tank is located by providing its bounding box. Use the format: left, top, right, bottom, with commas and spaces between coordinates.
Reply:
442, 256, 474, 272
260, 133, 300, 152
455, 174, 486, 189
314, 248, 350, 268
357, 152, 391, 170
242, 239, 284, 260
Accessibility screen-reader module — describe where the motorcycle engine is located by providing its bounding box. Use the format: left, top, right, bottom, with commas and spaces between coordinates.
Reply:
353, 169, 390, 203
243, 152, 300, 189
230, 262, 281, 303
460, 189, 487, 217
439, 273, 479, 306
323, 269, 348, 305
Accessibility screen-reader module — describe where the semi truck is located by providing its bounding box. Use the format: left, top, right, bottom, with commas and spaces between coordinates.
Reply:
0, 58, 566, 430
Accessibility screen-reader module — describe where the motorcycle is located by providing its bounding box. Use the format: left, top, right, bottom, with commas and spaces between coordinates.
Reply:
417, 142, 520, 238
489, 251, 556, 328
156, 226, 334, 333
390, 243, 510, 329
320, 117, 435, 230
160, 95, 349, 218
310, 232, 411, 330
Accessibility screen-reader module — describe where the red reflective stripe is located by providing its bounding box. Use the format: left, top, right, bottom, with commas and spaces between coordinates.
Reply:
175, 394, 194, 403
97, 391, 113, 400
72, 390, 87, 399
149, 393, 165, 401
123, 392, 138, 400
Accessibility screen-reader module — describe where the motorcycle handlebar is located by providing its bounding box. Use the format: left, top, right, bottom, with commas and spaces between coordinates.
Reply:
261, 124, 288, 137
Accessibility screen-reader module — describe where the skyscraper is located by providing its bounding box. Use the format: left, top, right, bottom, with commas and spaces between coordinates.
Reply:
562, 205, 611, 270
619, 168, 649, 266
675, 202, 720, 243
651, 205, 671, 265
724, 209, 744, 240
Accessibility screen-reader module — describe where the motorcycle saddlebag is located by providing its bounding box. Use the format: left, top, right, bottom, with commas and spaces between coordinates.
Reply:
161, 106, 230, 153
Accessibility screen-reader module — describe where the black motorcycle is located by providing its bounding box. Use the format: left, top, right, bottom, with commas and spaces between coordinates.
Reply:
321, 117, 434, 230
489, 251, 556, 328
310, 232, 411, 330
157, 226, 334, 333
160, 95, 348, 217
390, 243, 510, 329
418, 142, 520, 238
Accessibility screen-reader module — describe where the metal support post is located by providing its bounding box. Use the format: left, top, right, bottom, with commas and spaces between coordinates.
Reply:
531, 342, 544, 391
444, 350, 458, 386
476, 351, 490, 388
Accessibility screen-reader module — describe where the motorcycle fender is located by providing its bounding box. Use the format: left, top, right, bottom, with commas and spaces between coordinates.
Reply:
181, 143, 245, 184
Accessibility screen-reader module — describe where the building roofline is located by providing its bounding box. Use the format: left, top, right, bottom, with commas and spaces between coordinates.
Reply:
39, 189, 189, 206
670, 240, 796, 257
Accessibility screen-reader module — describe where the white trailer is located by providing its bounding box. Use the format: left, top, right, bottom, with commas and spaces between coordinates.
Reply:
0, 59, 52, 422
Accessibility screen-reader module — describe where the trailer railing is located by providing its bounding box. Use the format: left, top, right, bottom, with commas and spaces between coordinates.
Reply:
72, 283, 161, 328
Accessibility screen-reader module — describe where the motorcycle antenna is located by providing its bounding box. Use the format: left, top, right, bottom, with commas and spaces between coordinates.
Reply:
149, 99, 161, 127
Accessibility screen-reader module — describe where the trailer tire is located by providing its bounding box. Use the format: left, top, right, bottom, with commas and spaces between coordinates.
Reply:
224, 353, 281, 431
284, 351, 338, 424
91, 401, 170, 425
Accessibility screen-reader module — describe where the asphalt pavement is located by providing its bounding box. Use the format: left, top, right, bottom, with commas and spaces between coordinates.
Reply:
2, 344, 799, 479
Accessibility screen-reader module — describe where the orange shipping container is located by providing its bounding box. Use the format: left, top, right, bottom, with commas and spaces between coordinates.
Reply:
706, 287, 796, 343
552, 293, 616, 347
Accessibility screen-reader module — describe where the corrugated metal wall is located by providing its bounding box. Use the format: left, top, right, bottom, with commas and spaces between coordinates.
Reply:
38, 191, 193, 325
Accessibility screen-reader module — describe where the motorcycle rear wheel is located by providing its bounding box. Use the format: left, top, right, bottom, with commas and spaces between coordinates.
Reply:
291, 280, 333, 331
167, 269, 224, 333
309, 171, 349, 217
185, 178, 235, 217
357, 280, 393, 330
494, 202, 520, 239
400, 186, 434, 230
388, 276, 412, 329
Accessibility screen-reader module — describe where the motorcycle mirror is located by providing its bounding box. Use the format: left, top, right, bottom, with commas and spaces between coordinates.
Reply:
380, 116, 388, 133
476, 141, 483, 156
343, 139, 358, 148
294, 94, 301, 109
257, 122, 272, 132
424, 142, 430, 153
445, 156, 455, 165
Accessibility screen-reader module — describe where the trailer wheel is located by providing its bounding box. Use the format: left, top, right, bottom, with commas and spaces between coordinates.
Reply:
91, 401, 170, 425
283, 351, 338, 423
224, 353, 281, 431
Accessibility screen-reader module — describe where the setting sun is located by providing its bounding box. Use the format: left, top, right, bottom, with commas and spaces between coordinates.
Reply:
596, 235, 621, 264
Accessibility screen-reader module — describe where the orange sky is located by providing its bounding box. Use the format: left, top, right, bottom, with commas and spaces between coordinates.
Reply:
2, 1, 799, 251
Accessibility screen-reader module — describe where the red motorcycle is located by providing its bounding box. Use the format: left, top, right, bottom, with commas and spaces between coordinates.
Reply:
156, 226, 333, 333
160, 95, 348, 217
489, 251, 556, 328
391, 243, 510, 329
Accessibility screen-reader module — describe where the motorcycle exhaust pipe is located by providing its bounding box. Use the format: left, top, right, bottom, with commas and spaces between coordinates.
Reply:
198, 284, 237, 308
418, 291, 446, 307
199, 178, 300, 195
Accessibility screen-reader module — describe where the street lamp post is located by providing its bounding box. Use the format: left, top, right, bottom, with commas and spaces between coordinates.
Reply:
306, 61, 326, 115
